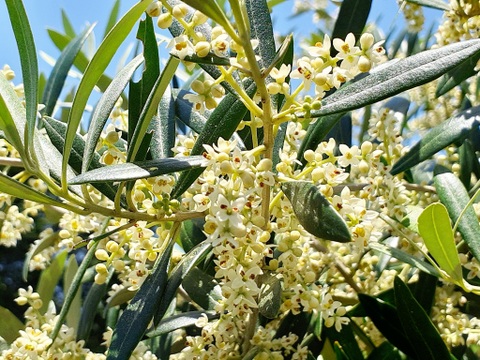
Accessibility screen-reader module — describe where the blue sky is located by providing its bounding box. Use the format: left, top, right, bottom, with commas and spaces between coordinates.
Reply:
0, 0, 443, 81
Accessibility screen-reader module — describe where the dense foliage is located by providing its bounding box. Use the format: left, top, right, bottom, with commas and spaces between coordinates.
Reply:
1, 0, 480, 359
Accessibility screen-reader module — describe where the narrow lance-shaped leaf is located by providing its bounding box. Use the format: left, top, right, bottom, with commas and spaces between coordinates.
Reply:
246, 0, 276, 69
104, 0, 122, 39
5, 0, 38, 163
149, 84, 176, 160
0, 306, 24, 344
391, 105, 480, 175
83, 54, 144, 173
436, 49, 480, 97
331, 0, 372, 48
70, 156, 206, 184
0, 172, 61, 206
107, 238, 175, 360
127, 56, 180, 162
394, 276, 453, 360
433, 166, 480, 263
146, 311, 218, 338
281, 181, 351, 243
308, 39, 480, 118
418, 203, 463, 281
62, 0, 151, 188
405, 0, 450, 11
42, 24, 96, 117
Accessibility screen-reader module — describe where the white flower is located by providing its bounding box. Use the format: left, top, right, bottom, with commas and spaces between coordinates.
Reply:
167, 35, 195, 59
337, 144, 361, 167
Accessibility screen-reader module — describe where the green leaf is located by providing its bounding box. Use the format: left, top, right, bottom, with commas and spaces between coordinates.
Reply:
258, 274, 282, 319
43, 116, 120, 203
150, 85, 176, 159
70, 156, 205, 184
0, 172, 60, 206
5, 0, 38, 161
175, 53, 231, 66
174, 90, 209, 134
23, 231, 59, 282
104, 0, 122, 38
412, 270, 438, 314
146, 311, 218, 338
47, 29, 119, 99
369, 242, 440, 277
179, 218, 206, 253
82, 54, 144, 173
64, 255, 82, 331
296, 113, 345, 169
246, 0, 276, 69
357, 294, 416, 358
281, 181, 351, 242
324, 323, 363, 360
331, 0, 372, 46
42, 24, 95, 117
433, 166, 480, 263
107, 239, 174, 360
154, 241, 213, 325
391, 105, 480, 175
405, 0, 450, 11
50, 240, 100, 343
309, 39, 480, 118
127, 56, 180, 162
0, 306, 24, 344
367, 342, 401, 360
394, 276, 452, 360
436, 50, 480, 97
0, 72, 26, 159
180, 0, 236, 41
37, 250, 68, 314
182, 268, 222, 310
128, 15, 160, 144
171, 79, 256, 199
63, 0, 151, 186
418, 203, 463, 281
77, 280, 109, 341
61, 9, 76, 38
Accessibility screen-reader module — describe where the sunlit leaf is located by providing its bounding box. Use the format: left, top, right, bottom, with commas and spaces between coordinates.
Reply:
103, 0, 121, 38
5, 0, 38, 161
63, 0, 151, 186
146, 311, 218, 338
246, 0, 276, 69
37, 250, 68, 314
418, 203, 463, 281
310, 39, 480, 118
70, 156, 205, 184
433, 166, 480, 262
436, 50, 480, 97
42, 24, 95, 117
391, 105, 480, 175
394, 276, 452, 359
405, 0, 450, 11
281, 181, 351, 242
150, 85, 176, 159
0, 172, 60, 206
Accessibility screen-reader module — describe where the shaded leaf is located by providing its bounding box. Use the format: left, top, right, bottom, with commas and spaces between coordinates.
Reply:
70, 156, 205, 184
107, 239, 174, 360
37, 251, 68, 314
418, 203, 463, 281
357, 294, 416, 358
433, 166, 480, 262
182, 268, 222, 310
174, 90, 209, 134
309, 39, 480, 118
176, 53, 230, 66
394, 276, 452, 360
42, 25, 95, 117
154, 241, 213, 325
77, 280, 109, 341
0, 306, 24, 344
391, 105, 480, 175
23, 231, 59, 282
281, 181, 351, 242
369, 242, 440, 277
331, 0, 372, 49
180, 218, 207, 253
324, 323, 363, 360
0, 172, 60, 207
367, 342, 401, 360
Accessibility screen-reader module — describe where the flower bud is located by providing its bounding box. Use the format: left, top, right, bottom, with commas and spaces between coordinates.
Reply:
172, 4, 189, 19
191, 80, 205, 94
146, 1, 162, 17
360, 33, 374, 50
192, 11, 208, 25
157, 12, 173, 29
195, 41, 211, 57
